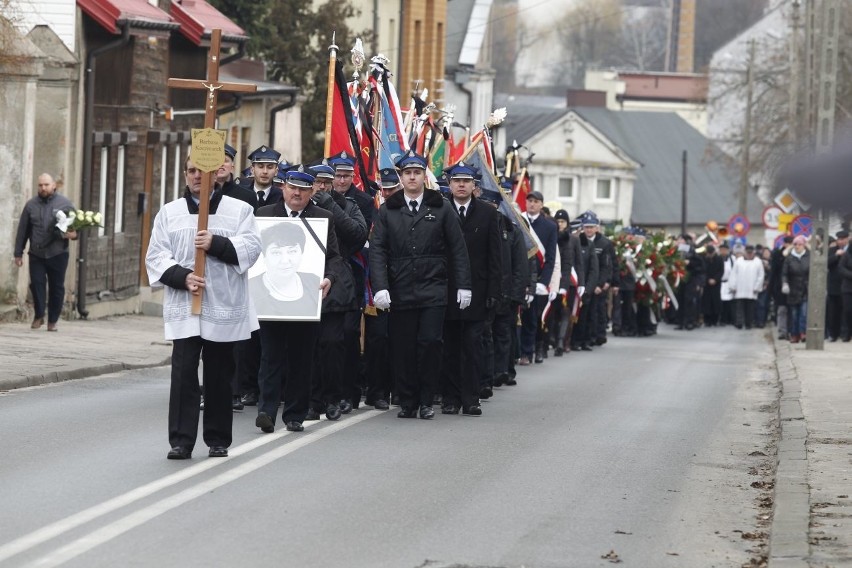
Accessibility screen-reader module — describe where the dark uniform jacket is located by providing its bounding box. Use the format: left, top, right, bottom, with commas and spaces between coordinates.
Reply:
782, 251, 810, 306
369, 188, 471, 310
769, 247, 790, 306
528, 215, 558, 286
578, 233, 600, 298
591, 233, 614, 288
344, 184, 375, 228
255, 200, 346, 295
838, 250, 852, 294
220, 178, 258, 211
312, 190, 368, 313
343, 184, 375, 309
445, 197, 503, 321
827, 245, 843, 296
557, 229, 585, 289
249, 182, 282, 209
499, 218, 530, 310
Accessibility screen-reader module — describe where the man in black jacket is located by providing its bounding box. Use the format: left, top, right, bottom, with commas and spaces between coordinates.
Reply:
702, 244, 724, 326
520, 191, 558, 364
307, 162, 367, 420
254, 167, 347, 434
439, 162, 502, 416
369, 151, 472, 420
582, 212, 614, 346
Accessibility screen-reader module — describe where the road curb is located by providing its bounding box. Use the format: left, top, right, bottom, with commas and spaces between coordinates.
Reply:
0, 358, 172, 391
768, 337, 810, 568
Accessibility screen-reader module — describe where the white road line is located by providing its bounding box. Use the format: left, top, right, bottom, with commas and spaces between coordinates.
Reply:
30, 411, 377, 568
0, 411, 379, 565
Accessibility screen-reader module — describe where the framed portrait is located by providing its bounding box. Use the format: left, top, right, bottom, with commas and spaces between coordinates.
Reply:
248, 217, 329, 321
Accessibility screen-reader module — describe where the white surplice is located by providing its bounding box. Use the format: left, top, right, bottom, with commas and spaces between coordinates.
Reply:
146, 195, 262, 341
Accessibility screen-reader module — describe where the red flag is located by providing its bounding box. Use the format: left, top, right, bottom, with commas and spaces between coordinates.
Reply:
513, 171, 530, 212
329, 62, 355, 159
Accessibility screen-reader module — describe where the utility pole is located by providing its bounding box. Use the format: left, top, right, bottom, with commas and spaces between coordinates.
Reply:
803, 0, 817, 135
788, 0, 801, 147
806, 0, 840, 351
738, 39, 755, 216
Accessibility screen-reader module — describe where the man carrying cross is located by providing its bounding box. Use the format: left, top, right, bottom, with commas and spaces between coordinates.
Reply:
146, 156, 261, 460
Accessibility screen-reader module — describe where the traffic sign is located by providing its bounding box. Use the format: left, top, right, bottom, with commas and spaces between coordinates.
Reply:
774, 188, 801, 214
728, 213, 751, 237
790, 214, 813, 237
774, 233, 788, 249
762, 205, 782, 229
778, 213, 795, 233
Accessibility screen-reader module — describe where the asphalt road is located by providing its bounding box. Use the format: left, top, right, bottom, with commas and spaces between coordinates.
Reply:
0, 325, 778, 568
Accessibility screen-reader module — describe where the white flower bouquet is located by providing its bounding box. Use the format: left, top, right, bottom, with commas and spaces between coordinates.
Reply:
56, 209, 103, 233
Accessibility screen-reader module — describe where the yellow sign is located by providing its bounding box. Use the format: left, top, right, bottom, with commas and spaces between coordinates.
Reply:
190, 128, 226, 172
778, 213, 795, 233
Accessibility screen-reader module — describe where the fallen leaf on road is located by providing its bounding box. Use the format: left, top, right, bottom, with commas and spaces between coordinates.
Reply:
601, 550, 622, 563
748, 451, 767, 457
666, 552, 679, 556
614, 530, 632, 535
741, 531, 768, 540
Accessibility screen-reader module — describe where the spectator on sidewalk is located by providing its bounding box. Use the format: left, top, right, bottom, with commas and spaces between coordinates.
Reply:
755, 247, 772, 328
14, 174, 78, 332
827, 231, 849, 341
837, 231, 852, 342
782, 236, 810, 343
770, 236, 794, 339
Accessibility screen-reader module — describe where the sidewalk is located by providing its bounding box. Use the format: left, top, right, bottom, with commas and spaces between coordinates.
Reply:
0, 315, 171, 391
770, 335, 852, 567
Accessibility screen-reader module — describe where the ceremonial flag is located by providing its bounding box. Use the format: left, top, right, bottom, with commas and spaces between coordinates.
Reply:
376, 72, 408, 170
513, 170, 530, 212
467, 143, 540, 261
328, 60, 356, 158
429, 129, 448, 177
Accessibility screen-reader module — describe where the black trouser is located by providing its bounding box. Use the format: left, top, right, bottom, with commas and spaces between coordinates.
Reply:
480, 313, 495, 389
842, 293, 852, 340
169, 336, 235, 450
827, 294, 843, 339
509, 312, 520, 378
28, 251, 68, 323
735, 298, 756, 328
312, 312, 344, 410
520, 295, 547, 356
572, 294, 593, 346
232, 329, 261, 397
592, 291, 608, 341
492, 307, 515, 377
258, 320, 319, 424
442, 319, 485, 407
721, 300, 734, 326
702, 285, 722, 325
389, 306, 445, 409
364, 310, 391, 403
341, 310, 363, 403
678, 282, 700, 327
636, 303, 654, 335
619, 290, 637, 336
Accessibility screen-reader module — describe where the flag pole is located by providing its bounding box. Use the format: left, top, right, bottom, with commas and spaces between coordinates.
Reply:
324, 32, 339, 157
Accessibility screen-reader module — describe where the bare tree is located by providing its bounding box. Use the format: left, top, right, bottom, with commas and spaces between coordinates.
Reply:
616, 4, 668, 71
491, 0, 541, 92
550, 0, 623, 87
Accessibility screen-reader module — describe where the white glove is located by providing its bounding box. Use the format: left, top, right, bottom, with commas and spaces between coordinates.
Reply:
548, 290, 557, 302
373, 289, 391, 310
457, 289, 472, 310
577, 286, 586, 298
781, 282, 790, 295
535, 282, 548, 296
525, 294, 535, 306
559, 288, 567, 296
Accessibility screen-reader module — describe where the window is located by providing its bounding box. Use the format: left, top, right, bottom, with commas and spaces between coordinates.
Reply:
558, 177, 575, 199
596, 178, 613, 201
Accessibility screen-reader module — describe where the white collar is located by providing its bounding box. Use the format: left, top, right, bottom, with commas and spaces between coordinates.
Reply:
284, 204, 304, 218
454, 197, 472, 210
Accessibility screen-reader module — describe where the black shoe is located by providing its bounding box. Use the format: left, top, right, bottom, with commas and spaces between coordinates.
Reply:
419, 405, 435, 419
433, 394, 443, 405
373, 399, 389, 410
843, 337, 851, 343
479, 386, 493, 399
304, 408, 321, 421
675, 325, 684, 330
462, 404, 482, 416
326, 403, 341, 421
391, 395, 401, 406
208, 446, 228, 458
199, 396, 205, 410
505, 376, 517, 386
232, 396, 244, 411
398, 406, 417, 418
441, 404, 459, 414
829, 336, 838, 342
167, 446, 192, 460
285, 421, 304, 432
554, 347, 564, 357
494, 373, 509, 387
240, 392, 258, 406
534, 351, 544, 364
685, 324, 694, 331
339, 399, 353, 414
256, 412, 274, 433
580, 344, 593, 351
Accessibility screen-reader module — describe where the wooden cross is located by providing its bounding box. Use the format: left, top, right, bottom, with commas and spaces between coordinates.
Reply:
167, 28, 256, 314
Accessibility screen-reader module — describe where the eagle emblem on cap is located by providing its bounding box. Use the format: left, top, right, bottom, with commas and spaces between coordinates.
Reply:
407, 150, 415, 158
341, 151, 348, 159
322, 158, 329, 166
458, 161, 466, 167
297, 165, 305, 173
261, 146, 267, 152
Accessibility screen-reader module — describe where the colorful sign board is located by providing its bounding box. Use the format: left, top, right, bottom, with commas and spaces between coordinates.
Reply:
728, 214, 751, 237
790, 214, 813, 237
774, 188, 801, 214
761, 206, 782, 229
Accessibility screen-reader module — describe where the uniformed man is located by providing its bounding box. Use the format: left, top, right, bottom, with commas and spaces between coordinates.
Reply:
582, 212, 614, 346
363, 168, 402, 410
328, 151, 374, 411
248, 146, 282, 208
439, 162, 502, 415
306, 161, 367, 421
217, 144, 258, 212
254, 167, 346, 433
369, 151, 472, 419
520, 191, 558, 364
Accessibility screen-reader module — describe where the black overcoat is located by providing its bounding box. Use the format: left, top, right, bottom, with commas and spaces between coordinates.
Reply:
369, 189, 471, 310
